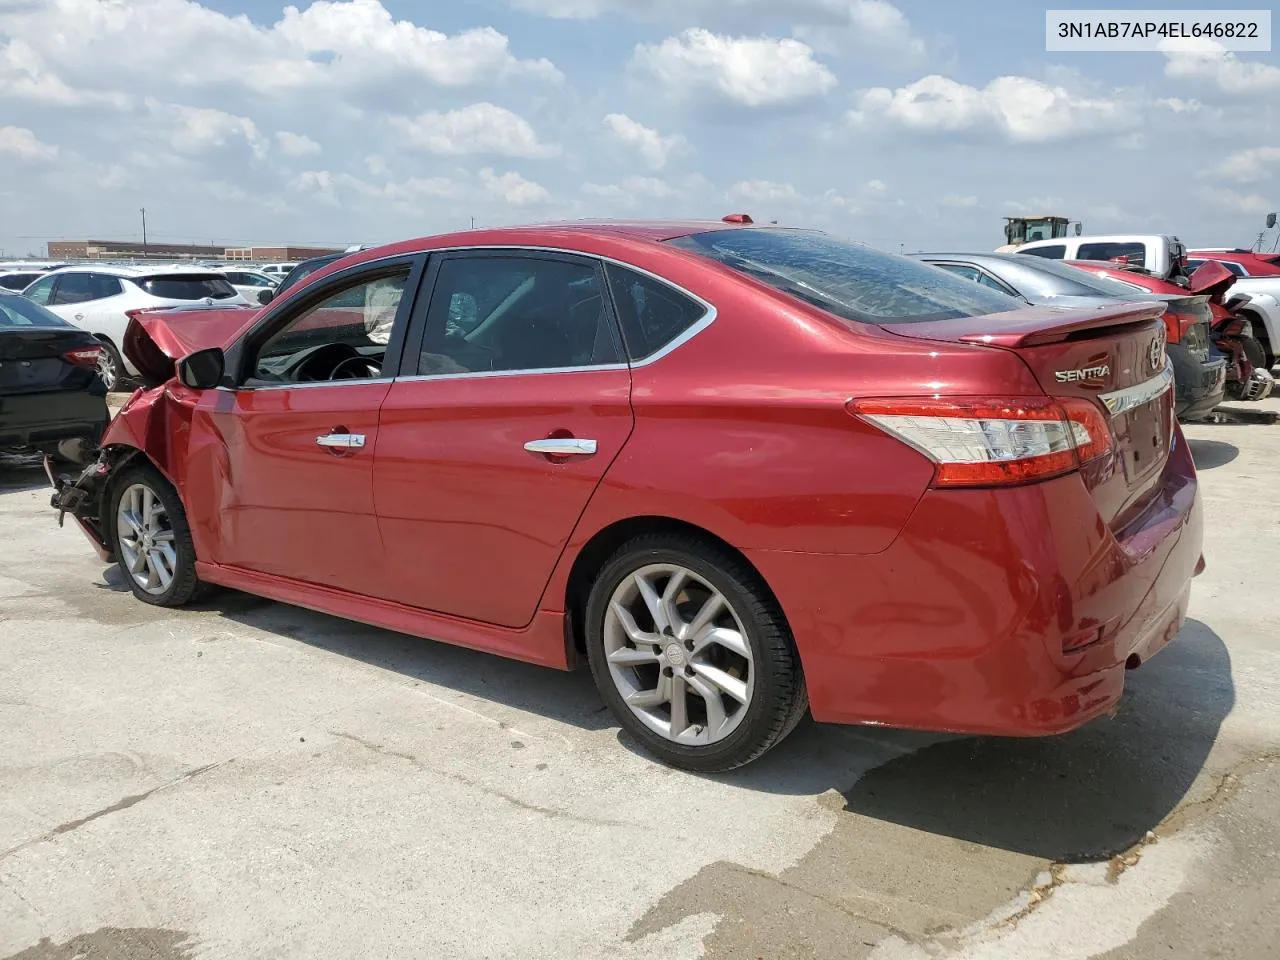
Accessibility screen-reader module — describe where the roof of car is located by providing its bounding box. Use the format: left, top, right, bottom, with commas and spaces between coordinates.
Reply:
42, 263, 230, 278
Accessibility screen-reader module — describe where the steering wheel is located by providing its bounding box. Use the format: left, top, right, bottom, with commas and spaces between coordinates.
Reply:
329, 355, 381, 380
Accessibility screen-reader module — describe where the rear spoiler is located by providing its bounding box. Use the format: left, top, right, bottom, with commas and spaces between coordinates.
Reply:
955, 302, 1168, 348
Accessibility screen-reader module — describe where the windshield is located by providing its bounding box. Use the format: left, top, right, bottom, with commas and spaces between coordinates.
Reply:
137, 274, 237, 300
668, 229, 1020, 324
0, 293, 72, 327
1008, 257, 1154, 298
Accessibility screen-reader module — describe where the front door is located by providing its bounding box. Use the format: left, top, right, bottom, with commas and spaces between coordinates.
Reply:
185, 257, 422, 596
373, 250, 634, 628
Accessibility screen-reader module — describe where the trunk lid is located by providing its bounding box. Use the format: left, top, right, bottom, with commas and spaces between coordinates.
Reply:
123, 304, 260, 386
0, 326, 101, 395
881, 301, 1175, 529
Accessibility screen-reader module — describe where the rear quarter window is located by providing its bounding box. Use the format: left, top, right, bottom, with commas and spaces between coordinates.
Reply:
1018, 245, 1067, 259
605, 264, 707, 359
1077, 242, 1146, 268
136, 275, 237, 300
669, 229, 1019, 325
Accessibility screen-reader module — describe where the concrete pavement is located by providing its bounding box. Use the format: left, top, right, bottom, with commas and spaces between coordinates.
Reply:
1, 398, 1278, 959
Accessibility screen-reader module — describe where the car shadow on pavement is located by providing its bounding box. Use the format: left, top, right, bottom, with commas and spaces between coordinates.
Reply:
1187, 438, 1240, 470
829, 618, 1234, 862
0, 455, 48, 492
203, 589, 619, 733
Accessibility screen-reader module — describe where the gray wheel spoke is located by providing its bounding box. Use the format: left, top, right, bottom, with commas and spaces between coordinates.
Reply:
626, 684, 667, 710
610, 601, 660, 646
608, 646, 659, 666
152, 529, 175, 544
668, 674, 688, 736
694, 626, 750, 659
682, 592, 724, 641
691, 662, 749, 705
150, 549, 174, 589
686, 673, 729, 737
660, 568, 688, 635
633, 573, 669, 634
121, 511, 144, 536
127, 547, 147, 574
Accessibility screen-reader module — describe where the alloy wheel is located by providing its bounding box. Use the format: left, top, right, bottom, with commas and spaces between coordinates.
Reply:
602, 563, 755, 745
96, 346, 119, 391
116, 483, 178, 596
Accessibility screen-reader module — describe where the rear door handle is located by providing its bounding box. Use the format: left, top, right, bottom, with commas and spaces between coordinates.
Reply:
524, 438, 597, 457
315, 432, 366, 450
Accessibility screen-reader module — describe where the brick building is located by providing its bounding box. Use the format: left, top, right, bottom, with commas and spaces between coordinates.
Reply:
46, 239, 346, 262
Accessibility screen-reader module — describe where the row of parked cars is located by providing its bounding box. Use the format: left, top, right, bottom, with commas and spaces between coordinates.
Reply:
23, 215, 1269, 771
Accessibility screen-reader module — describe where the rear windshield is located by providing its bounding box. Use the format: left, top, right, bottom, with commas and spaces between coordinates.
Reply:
1077, 241, 1146, 267
668, 229, 1019, 325
0, 294, 72, 327
1009, 257, 1156, 298
136, 274, 237, 300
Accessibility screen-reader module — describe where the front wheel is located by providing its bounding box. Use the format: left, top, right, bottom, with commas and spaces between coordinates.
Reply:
108, 464, 207, 606
585, 534, 807, 772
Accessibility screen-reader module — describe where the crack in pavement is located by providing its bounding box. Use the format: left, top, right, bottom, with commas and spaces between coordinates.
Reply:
0, 761, 227, 863
327, 729, 627, 828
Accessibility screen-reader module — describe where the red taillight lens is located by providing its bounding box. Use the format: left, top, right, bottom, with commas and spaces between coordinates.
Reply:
62, 346, 104, 368
1162, 311, 1198, 344
849, 396, 1113, 488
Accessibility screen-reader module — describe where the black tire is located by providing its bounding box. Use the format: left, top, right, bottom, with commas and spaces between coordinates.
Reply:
95, 338, 129, 393
584, 533, 807, 772
107, 463, 207, 607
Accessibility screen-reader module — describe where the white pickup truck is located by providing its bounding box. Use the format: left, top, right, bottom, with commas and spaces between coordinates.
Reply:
1015, 234, 1280, 367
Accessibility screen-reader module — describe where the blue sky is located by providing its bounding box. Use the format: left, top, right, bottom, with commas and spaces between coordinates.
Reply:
1, 0, 1277, 257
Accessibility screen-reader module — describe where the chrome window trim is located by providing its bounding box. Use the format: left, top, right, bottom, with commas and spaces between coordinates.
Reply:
216, 377, 395, 393
1098, 362, 1174, 416
218, 243, 717, 389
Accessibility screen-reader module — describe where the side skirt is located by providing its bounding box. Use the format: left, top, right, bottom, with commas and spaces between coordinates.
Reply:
195, 562, 573, 670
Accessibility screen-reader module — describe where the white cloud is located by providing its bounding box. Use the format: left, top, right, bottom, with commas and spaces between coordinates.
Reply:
1199, 186, 1276, 216
1211, 147, 1280, 184
941, 194, 977, 207
863, 178, 887, 196
634, 29, 836, 107
728, 179, 802, 203
511, 0, 925, 60
1162, 40, 1280, 94
0, 0, 561, 105
389, 103, 558, 158
602, 114, 686, 170
851, 74, 1135, 143
0, 126, 59, 160
276, 131, 322, 156
583, 176, 677, 202
480, 168, 551, 205
146, 100, 268, 159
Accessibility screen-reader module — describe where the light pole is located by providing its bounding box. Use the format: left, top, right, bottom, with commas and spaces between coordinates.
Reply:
140, 207, 148, 259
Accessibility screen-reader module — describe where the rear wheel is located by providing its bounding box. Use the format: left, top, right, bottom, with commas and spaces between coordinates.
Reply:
95, 338, 127, 392
584, 534, 807, 772
108, 465, 206, 606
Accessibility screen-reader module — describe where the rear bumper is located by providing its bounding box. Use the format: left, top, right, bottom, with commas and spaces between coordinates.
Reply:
0, 390, 109, 447
748, 426, 1203, 737
1171, 348, 1226, 421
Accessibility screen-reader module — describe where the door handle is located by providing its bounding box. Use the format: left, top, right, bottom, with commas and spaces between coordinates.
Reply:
524, 438, 597, 457
315, 432, 366, 450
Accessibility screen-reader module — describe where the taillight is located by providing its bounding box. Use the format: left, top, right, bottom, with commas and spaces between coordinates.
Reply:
849, 396, 1113, 488
1162, 311, 1198, 344
62, 345, 104, 368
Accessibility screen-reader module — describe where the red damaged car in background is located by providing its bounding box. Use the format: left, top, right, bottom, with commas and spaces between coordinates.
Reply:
1070, 259, 1275, 405
49, 222, 1204, 771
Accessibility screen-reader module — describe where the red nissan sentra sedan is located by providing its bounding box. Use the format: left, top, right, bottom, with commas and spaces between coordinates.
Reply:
49, 220, 1203, 771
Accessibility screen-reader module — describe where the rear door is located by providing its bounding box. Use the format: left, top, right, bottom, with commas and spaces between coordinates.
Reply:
372, 250, 634, 628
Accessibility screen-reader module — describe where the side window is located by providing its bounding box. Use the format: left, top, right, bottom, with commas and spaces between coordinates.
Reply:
23, 274, 57, 304
976, 270, 1016, 295
419, 256, 620, 375
1019, 245, 1067, 260
89, 274, 122, 299
935, 263, 981, 282
249, 268, 410, 385
604, 264, 707, 361
51, 273, 96, 304
224, 272, 246, 284
1078, 242, 1145, 267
